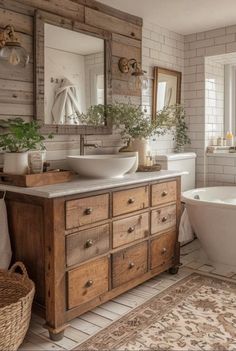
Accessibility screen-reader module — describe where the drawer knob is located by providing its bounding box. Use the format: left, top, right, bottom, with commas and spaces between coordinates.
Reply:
128, 226, 135, 233
86, 280, 94, 287
85, 239, 93, 248
128, 198, 135, 204
85, 207, 93, 215
161, 248, 167, 255
162, 216, 168, 223
129, 262, 135, 269
162, 191, 168, 197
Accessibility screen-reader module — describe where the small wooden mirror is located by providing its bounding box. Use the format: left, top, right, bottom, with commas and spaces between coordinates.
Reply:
152, 67, 181, 120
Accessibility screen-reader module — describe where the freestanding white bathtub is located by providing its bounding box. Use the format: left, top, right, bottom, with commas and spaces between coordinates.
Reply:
182, 187, 236, 268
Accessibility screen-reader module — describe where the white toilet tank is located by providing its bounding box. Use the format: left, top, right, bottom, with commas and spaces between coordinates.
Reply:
155, 152, 196, 192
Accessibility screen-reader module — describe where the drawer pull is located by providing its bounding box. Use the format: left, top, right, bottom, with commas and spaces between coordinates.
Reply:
84, 207, 93, 215
162, 191, 168, 197
86, 280, 94, 287
161, 248, 167, 255
85, 239, 94, 248
129, 262, 135, 269
162, 216, 168, 223
128, 198, 135, 204
128, 226, 135, 233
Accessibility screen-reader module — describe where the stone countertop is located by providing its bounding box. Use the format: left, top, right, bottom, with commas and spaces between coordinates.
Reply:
0, 170, 187, 199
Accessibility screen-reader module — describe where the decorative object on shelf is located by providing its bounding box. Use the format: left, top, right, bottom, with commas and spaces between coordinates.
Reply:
0, 118, 53, 175
226, 131, 234, 147
0, 25, 29, 66
118, 57, 148, 90
28, 151, 45, 174
0, 262, 35, 351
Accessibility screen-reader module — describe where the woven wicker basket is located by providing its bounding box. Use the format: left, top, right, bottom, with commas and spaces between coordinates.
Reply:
0, 262, 35, 351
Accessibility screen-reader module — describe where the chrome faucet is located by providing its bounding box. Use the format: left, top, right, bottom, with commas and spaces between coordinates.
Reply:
80, 135, 99, 155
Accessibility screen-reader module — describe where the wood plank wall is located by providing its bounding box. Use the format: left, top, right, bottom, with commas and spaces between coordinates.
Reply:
0, 0, 142, 122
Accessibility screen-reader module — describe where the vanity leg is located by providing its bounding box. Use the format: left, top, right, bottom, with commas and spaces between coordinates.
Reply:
49, 330, 65, 341
169, 266, 179, 275
44, 199, 68, 343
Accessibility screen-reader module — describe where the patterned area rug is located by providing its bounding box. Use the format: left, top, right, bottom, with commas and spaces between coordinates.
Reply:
74, 274, 236, 351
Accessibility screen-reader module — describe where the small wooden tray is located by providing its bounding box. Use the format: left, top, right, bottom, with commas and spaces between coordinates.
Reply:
137, 164, 162, 172
0, 169, 75, 187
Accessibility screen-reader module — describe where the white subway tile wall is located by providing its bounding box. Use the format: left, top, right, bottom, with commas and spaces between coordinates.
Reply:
184, 26, 236, 187
142, 21, 184, 156
207, 155, 236, 185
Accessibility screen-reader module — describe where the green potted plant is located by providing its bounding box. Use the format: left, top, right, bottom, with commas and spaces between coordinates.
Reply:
80, 103, 190, 165
80, 103, 171, 165
0, 118, 53, 175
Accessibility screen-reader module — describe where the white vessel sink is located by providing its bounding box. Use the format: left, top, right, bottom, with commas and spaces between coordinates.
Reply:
67, 154, 136, 178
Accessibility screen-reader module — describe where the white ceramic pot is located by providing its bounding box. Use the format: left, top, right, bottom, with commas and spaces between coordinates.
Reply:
3, 152, 29, 175
130, 138, 150, 166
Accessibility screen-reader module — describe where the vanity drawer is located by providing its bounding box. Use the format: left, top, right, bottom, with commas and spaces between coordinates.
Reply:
113, 186, 149, 217
151, 204, 176, 235
151, 181, 177, 207
67, 256, 109, 309
112, 242, 148, 288
66, 224, 110, 267
113, 212, 149, 248
151, 231, 176, 269
66, 193, 109, 229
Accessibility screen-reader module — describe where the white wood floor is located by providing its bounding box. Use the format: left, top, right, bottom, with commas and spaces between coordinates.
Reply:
19, 240, 236, 351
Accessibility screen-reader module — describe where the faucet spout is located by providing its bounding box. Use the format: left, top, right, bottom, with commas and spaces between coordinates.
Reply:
80, 135, 99, 155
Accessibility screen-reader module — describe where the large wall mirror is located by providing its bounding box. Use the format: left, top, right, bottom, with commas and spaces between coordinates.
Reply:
35, 11, 112, 135
152, 67, 181, 120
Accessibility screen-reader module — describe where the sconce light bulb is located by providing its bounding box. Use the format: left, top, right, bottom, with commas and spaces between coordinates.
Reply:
8, 48, 20, 66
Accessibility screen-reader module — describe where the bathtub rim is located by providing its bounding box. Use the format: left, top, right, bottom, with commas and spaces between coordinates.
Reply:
182, 186, 236, 210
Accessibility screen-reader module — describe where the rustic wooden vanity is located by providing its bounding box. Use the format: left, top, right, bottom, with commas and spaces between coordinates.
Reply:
1, 171, 183, 340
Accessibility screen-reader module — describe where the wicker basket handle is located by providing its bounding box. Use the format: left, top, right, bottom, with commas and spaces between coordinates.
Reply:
9, 262, 29, 281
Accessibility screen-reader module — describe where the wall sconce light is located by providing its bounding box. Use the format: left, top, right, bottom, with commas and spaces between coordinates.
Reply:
0, 25, 29, 66
118, 57, 148, 90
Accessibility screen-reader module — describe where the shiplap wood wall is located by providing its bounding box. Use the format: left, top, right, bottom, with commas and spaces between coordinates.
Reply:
0, 0, 142, 163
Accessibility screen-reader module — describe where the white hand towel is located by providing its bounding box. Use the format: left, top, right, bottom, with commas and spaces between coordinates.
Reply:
0, 197, 12, 270
179, 208, 194, 245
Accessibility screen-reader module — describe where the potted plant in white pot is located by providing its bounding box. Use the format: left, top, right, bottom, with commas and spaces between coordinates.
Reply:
0, 118, 52, 175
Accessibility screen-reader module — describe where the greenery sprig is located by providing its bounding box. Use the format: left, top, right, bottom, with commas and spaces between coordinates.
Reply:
80, 102, 190, 151
0, 118, 53, 153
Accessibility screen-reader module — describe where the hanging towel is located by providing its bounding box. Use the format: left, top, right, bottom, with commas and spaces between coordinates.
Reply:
0, 196, 12, 270
52, 78, 81, 125
179, 208, 194, 245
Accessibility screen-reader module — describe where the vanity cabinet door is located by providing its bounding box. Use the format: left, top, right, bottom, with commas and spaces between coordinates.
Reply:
151, 181, 177, 207
67, 256, 109, 309
151, 231, 176, 269
113, 212, 149, 248
151, 204, 176, 235
113, 186, 149, 217
66, 224, 110, 267
112, 242, 148, 288
66, 194, 109, 229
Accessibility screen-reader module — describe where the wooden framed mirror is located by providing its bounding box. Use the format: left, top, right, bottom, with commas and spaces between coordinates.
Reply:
34, 10, 112, 135
152, 67, 181, 120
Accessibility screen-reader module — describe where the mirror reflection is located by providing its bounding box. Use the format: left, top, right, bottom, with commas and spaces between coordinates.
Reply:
44, 24, 105, 125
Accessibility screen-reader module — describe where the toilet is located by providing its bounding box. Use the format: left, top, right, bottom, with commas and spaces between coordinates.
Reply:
155, 152, 196, 192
